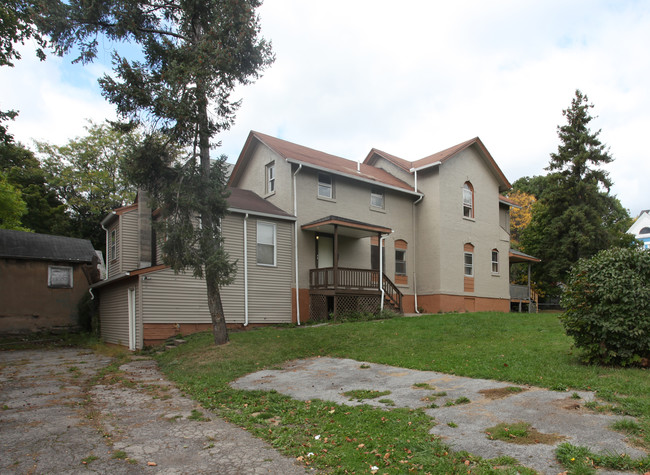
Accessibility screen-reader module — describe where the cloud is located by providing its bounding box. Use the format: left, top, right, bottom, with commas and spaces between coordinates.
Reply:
1, 1, 649, 215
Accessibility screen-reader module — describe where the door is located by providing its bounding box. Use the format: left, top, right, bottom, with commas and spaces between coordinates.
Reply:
128, 287, 136, 351
316, 235, 333, 268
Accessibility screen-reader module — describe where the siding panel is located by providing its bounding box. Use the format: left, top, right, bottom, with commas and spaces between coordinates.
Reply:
121, 209, 139, 271
99, 279, 133, 347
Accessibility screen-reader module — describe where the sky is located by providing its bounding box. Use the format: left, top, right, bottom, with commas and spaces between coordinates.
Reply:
2, 0, 649, 216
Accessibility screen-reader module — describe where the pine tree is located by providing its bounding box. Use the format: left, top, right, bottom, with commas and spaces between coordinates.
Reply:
521, 90, 634, 295
36, 0, 274, 344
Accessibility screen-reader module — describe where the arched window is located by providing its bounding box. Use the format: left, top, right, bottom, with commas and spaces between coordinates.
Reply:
463, 182, 474, 218
640, 227, 650, 235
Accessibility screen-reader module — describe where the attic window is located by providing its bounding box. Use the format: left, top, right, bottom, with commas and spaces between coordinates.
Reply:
463, 182, 474, 218
640, 227, 650, 235
48, 266, 73, 288
266, 162, 275, 194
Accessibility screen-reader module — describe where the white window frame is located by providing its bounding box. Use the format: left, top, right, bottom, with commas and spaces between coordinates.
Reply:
370, 188, 384, 209
256, 221, 277, 266
266, 162, 275, 194
317, 173, 333, 199
463, 182, 474, 218
48, 265, 73, 288
464, 251, 474, 277
395, 248, 406, 276
110, 229, 117, 261
491, 249, 499, 274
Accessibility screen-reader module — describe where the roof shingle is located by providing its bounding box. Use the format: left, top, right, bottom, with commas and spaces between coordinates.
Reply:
0, 229, 95, 262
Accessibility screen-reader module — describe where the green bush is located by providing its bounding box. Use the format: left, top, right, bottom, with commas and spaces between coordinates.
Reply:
560, 247, 650, 366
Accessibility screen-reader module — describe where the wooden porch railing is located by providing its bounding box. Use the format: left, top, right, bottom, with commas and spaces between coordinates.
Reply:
309, 267, 403, 312
510, 284, 539, 312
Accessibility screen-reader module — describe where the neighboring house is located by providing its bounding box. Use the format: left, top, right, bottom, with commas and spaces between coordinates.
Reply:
0, 229, 98, 333
95, 131, 535, 349
628, 210, 650, 249
92, 189, 295, 349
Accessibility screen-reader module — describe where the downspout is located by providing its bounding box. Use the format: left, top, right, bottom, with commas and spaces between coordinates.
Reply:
293, 164, 303, 325
243, 213, 249, 326
412, 194, 424, 313
379, 234, 387, 311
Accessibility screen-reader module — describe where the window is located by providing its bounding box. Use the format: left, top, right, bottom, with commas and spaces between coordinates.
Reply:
640, 227, 650, 235
48, 266, 73, 288
370, 188, 384, 209
110, 229, 117, 261
257, 221, 276, 266
266, 162, 275, 194
318, 173, 333, 199
463, 182, 474, 218
394, 239, 408, 285
464, 252, 473, 276
491, 249, 499, 274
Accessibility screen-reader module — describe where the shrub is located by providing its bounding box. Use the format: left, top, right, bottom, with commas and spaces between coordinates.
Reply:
560, 247, 650, 366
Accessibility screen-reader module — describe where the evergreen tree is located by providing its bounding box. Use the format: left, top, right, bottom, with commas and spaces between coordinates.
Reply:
520, 90, 635, 295
36, 0, 274, 345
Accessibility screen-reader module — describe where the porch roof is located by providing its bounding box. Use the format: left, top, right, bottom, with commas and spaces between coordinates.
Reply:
301, 215, 392, 238
509, 249, 541, 263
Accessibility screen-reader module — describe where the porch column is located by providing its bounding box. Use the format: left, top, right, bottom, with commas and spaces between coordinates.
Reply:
528, 262, 533, 313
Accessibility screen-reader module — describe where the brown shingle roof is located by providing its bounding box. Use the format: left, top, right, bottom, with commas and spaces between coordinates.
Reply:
363, 148, 412, 172
232, 131, 416, 193
227, 188, 294, 219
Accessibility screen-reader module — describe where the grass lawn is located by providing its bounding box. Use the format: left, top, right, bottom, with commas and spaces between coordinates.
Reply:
155, 312, 650, 474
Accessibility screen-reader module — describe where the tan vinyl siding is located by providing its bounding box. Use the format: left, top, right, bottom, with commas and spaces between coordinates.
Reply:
221, 214, 245, 322
247, 218, 293, 322
121, 209, 139, 271
141, 268, 211, 324
99, 279, 134, 347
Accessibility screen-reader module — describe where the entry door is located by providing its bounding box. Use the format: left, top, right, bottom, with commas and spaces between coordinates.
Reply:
128, 287, 136, 351
317, 235, 333, 268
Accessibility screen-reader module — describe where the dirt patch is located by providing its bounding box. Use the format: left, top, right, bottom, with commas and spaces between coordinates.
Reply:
485, 422, 567, 445
479, 386, 528, 399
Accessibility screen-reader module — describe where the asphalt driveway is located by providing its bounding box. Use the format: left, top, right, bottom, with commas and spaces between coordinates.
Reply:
0, 348, 307, 474
232, 357, 648, 475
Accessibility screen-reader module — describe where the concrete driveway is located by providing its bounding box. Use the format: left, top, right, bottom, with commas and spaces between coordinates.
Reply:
232, 357, 648, 475
0, 348, 307, 474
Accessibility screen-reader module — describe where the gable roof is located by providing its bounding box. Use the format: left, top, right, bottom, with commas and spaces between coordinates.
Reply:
0, 229, 95, 263
227, 188, 295, 220
364, 137, 512, 192
230, 131, 420, 196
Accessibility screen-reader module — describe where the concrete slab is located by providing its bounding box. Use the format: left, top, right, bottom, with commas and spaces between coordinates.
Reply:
232, 357, 647, 475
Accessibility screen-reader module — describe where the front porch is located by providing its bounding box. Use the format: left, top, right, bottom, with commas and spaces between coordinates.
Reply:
302, 216, 403, 321
509, 249, 541, 313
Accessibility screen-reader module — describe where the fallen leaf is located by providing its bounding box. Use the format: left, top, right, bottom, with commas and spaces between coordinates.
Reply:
147, 462, 157, 466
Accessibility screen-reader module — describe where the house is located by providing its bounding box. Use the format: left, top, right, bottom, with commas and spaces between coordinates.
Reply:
0, 229, 98, 334
230, 132, 517, 319
628, 210, 650, 249
95, 131, 532, 349
92, 188, 296, 349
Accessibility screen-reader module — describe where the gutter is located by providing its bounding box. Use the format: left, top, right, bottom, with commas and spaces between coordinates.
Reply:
410, 161, 441, 193
293, 164, 303, 325
412, 194, 424, 314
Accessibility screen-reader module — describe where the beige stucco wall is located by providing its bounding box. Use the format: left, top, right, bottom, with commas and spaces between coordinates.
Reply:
293, 167, 417, 293
419, 146, 510, 301
0, 259, 91, 333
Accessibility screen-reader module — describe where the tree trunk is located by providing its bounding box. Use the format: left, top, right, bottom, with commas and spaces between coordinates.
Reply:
206, 271, 229, 345
197, 78, 229, 345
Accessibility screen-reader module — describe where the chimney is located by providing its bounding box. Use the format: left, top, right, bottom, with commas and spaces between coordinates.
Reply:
138, 190, 152, 268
